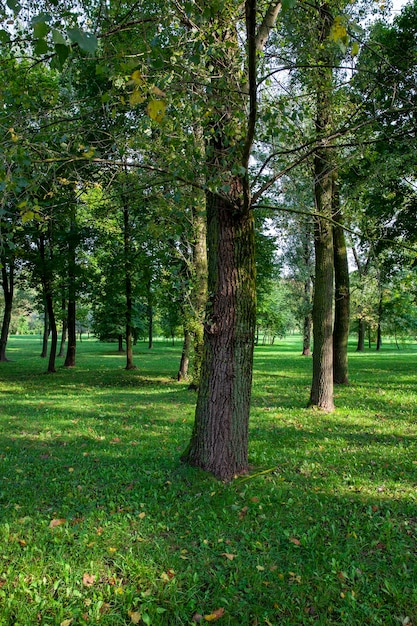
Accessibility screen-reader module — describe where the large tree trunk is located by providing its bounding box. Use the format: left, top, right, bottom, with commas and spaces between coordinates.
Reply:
181, 188, 256, 480
308, 2, 335, 411
0, 260, 14, 362
332, 179, 350, 385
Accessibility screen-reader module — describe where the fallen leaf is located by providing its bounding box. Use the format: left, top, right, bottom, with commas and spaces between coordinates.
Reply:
289, 537, 301, 546
204, 607, 225, 621
138, 512, 146, 519
110, 437, 121, 444
60, 620, 73, 626
82, 573, 96, 587
239, 506, 248, 519
193, 614, 204, 623
221, 553, 236, 561
50, 518, 66, 528
250, 496, 259, 503
128, 611, 142, 624
256, 565, 265, 571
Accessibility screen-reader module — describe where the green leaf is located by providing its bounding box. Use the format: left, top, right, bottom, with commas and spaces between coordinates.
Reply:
52, 29, 66, 45
6, 0, 21, 14
0, 30, 11, 44
33, 22, 49, 38
34, 39, 48, 55
54, 44, 70, 67
67, 28, 98, 54
282, 0, 297, 10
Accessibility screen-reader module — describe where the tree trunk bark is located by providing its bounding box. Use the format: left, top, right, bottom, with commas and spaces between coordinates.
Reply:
147, 278, 153, 350
117, 334, 124, 352
123, 194, 136, 370
332, 179, 350, 385
302, 312, 312, 356
58, 299, 67, 358
308, 3, 335, 411
178, 327, 191, 381
376, 291, 383, 351
45, 290, 58, 373
357, 319, 365, 351
189, 201, 207, 389
41, 301, 49, 358
0, 260, 14, 362
181, 187, 256, 481
64, 299, 76, 367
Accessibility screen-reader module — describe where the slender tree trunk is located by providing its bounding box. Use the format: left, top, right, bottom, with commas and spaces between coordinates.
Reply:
376, 291, 383, 351
40, 299, 49, 358
302, 312, 312, 356
64, 299, 76, 366
45, 290, 58, 373
357, 319, 365, 351
123, 194, 136, 370
64, 213, 77, 367
189, 201, 207, 389
0, 260, 14, 362
178, 327, 191, 381
146, 272, 153, 350
58, 299, 67, 357
332, 179, 350, 384
118, 334, 124, 352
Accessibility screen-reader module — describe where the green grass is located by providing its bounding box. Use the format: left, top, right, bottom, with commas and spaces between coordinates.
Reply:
0, 335, 416, 625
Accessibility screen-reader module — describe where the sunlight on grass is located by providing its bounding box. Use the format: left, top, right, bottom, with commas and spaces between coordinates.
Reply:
0, 335, 416, 624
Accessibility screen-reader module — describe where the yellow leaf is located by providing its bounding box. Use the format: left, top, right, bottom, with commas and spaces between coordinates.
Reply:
129, 89, 146, 106
256, 565, 264, 571
329, 17, 347, 44
21, 211, 35, 224
130, 70, 144, 86
147, 99, 166, 123
9, 127, 18, 142
351, 41, 360, 56
60, 620, 73, 626
204, 607, 225, 621
128, 611, 142, 624
138, 512, 146, 519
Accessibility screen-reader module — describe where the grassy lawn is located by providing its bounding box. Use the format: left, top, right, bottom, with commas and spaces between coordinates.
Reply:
0, 335, 416, 625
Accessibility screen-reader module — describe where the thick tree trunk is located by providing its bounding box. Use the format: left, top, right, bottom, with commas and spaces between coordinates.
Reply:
308, 3, 335, 411
181, 187, 256, 480
0, 261, 14, 362
178, 327, 191, 381
332, 181, 350, 385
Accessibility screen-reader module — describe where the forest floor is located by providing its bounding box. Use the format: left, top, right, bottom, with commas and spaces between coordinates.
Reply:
0, 335, 416, 625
